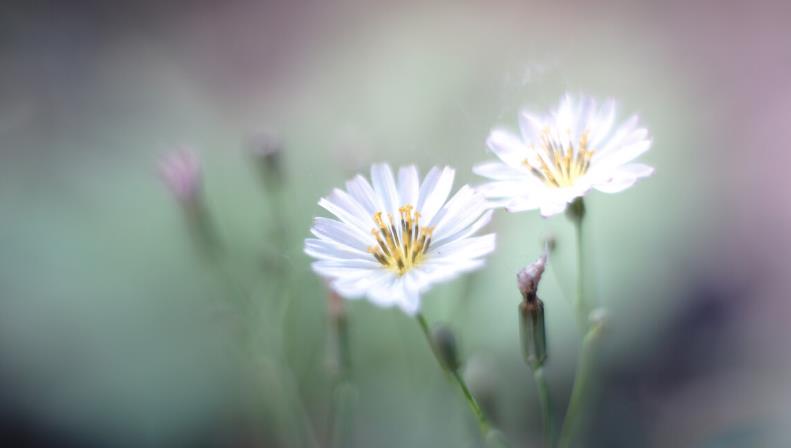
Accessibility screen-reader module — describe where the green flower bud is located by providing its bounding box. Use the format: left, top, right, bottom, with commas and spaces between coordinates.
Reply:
246, 130, 284, 188
517, 254, 548, 370
566, 196, 586, 222
431, 324, 461, 372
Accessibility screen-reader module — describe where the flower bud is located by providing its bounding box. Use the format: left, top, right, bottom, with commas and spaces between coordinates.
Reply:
566, 196, 586, 222
158, 149, 221, 257
246, 130, 284, 187
517, 254, 548, 370
542, 235, 557, 254
158, 148, 202, 207
431, 324, 461, 372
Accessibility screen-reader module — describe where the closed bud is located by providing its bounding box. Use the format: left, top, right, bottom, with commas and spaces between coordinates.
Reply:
158, 149, 221, 257
158, 148, 202, 207
566, 196, 586, 222
431, 324, 461, 372
517, 254, 548, 370
542, 235, 557, 254
246, 130, 284, 188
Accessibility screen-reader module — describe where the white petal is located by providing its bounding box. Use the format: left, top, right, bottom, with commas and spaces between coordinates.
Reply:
591, 163, 652, 194
432, 189, 490, 241
418, 166, 454, 223
589, 99, 616, 146
304, 238, 369, 261
311, 217, 374, 250
592, 176, 637, 193
504, 196, 542, 213
473, 160, 531, 181
539, 200, 569, 217
476, 180, 538, 200
333, 269, 392, 298
428, 185, 475, 229
368, 276, 403, 308
618, 162, 654, 178
311, 262, 376, 278
592, 139, 652, 172
371, 163, 400, 216
346, 175, 382, 215
486, 129, 528, 167
397, 165, 420, 207
397, 275, 422, 315
318, 196, 371, 238
518, 111, 545, 143
433, 209, 493, 246
554, 94, 578, 131
429, 233, 496, 261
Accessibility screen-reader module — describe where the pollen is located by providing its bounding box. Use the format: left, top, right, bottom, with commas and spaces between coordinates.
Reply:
523, 128, 594, 188
368, 205, 433, 276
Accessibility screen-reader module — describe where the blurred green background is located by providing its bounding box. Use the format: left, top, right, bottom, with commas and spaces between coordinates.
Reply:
1, 1, 790, 447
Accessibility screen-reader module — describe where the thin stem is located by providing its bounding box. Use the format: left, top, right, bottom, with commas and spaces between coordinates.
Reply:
328, 314, 354, 448
533, 367, 554, 447
415, 313, 492, 440
451, 369, 490, 435
557, 325, 602, 448
573, 215, 587, 332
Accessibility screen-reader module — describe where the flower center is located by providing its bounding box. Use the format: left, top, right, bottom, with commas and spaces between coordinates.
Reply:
523, 129, 594, 187
368, 205, 433, 276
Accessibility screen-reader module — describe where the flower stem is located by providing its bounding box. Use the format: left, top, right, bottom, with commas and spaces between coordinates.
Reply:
557, 324, 603, 448
572, 212, 587, 332
532, 366, 554, 447
415, 313, 494, 442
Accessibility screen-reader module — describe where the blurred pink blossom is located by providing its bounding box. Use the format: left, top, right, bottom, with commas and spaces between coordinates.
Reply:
158, 149, 202, 204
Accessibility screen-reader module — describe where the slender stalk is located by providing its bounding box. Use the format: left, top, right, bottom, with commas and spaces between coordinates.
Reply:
557, 325, 602, 448
533, 367, 554, 447
558, 196, 602, 447
415, 313, 492, 440
328, 313, 354, 448
572, 215, 587, 332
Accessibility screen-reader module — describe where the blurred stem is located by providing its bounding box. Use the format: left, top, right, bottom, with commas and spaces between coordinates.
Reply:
328, 313, 354, 448
557, 324, 603, 448
415, 313, 498, 444
533, 367, 554, 448
573, 212, 588, 331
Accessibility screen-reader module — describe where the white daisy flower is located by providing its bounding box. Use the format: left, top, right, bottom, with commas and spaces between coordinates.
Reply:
305, 163, 496, 315
474, 94, 654, 217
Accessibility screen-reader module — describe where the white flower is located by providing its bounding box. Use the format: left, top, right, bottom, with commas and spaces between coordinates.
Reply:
305, 163, 496, 315
474, 95, 654, 217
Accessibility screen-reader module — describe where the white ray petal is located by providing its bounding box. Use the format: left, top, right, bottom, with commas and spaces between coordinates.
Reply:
397, 165, 419, 207
418, 166, 454, 223
346, 174, 382, 215
311, 217, 374, 249
371, 163, 400, 216
486, 129, 528, 167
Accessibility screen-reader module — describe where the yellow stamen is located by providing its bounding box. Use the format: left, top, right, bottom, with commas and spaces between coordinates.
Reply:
523, 129, 594, 187
368, 205, 432, 276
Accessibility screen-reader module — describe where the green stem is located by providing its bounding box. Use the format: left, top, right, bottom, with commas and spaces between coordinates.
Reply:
328, 314, 353, 448
416, 313, 492, 440
533, 367, 554, 447
573, 215, 587, 332
557, 325, 602, 448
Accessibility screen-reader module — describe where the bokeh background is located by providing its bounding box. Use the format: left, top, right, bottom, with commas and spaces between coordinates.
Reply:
2, 1, 791, 447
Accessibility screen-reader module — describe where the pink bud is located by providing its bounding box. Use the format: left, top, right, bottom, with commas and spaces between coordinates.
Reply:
158, 149, 202, 204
